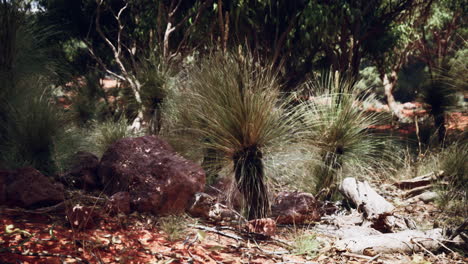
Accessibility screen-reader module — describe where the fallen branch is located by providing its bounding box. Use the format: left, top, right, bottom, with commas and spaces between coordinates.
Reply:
394, 171, 443, 189
339, 178, 394, 219
188, 224, 243, 241
404, 185, 433, 198
334, 229, 444, 254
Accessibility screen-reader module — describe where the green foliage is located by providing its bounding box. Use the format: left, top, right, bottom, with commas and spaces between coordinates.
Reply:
158, 215, 188, 242
435, 141, 468, 227
69, 72, 111, 126
356, 66, 384, 100
0, 88, 67, 175
0, 1, 68, 175
292, 232, 320, 257
303, 72, 396, 197
137, 54, 173, 134
176, 51, 307, 219
88, 115, 136, 157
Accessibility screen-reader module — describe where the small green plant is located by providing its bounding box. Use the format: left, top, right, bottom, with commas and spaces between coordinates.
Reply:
158, 215, 188, 242
88, 115, 136, 156
292, 233, 320, 257
435, 141, 468, 227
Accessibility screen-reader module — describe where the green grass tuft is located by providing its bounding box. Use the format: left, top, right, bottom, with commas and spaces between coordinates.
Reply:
174, 51, 308, 219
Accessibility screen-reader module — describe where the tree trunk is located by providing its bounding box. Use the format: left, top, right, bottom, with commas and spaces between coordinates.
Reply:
233, 146, 269, 220
434, 112, 446, 144
383, 72, 405, 120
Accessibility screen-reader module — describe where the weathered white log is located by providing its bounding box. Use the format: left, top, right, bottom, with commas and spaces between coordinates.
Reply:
314, 224, 382, 240
339, 178, 395, 219
334, 229, 444, 254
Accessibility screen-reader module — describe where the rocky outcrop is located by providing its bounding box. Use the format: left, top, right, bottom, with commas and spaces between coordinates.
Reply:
271, 191, 321, 224
246, 218, 276, 237
1, 167, 64, 208
188, 192, 240, 222
61, 151, 100, 190
98, 136, 205, 215
107, 191, 131, 215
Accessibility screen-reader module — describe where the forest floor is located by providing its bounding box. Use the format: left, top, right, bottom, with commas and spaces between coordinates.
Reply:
1, 178, 467, 264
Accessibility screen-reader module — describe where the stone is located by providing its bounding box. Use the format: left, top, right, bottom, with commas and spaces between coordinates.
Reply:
271, 191, 321, 224
5, 167, 64, 208
188, 192, 239, 222
205, 176, 243, 211
188, 192, 216, 219
98, 136, 205, 215
66, 204, 96, 230
107, 191, 131, 214
246, 218, 276, 237
61, 151, 100, 190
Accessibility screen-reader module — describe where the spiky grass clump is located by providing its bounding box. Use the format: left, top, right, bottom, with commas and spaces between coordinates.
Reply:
435, 141, 468, 227
293, 233, 320, 257
0, 89, 68, 175
178, 52, 306, 219
88, 115, 137, 157
303, 72, 395, 197
70, 72, 110, 126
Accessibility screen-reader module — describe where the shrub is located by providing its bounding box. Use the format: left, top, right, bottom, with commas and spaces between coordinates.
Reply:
0, 88, 67, 175
303, 71, 396, 198
88, 115, 137, 157
175, 51, 307, 219
435, 141, 468, 227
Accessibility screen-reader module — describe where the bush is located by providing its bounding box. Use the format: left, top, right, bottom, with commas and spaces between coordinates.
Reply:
302, 71, 396, 198
0, 87, 68, 175
87, 115, 137, 157
175, 51, 307, 219
435, 141, 468, 227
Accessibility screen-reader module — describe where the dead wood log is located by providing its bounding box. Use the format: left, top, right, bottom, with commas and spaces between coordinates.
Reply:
339, 178, 394, 220
394, 171, 443, 189
334, 228, 444, 254
404, 185, 433, 198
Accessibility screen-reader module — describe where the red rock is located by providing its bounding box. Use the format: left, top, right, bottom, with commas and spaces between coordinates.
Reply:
206, 176, 242, 211
61, 151, 100, 190
271, 191, 321, 224
188, 192, 240, 222
66, 204, 96, 230
98, 136, 205, 215
246, 218, 276, 237
107, 191, 131, 214
5, 167, 64, 208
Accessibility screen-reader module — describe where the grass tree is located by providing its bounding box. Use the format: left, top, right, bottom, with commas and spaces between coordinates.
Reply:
178, 52, 306, 219
303, 72, 395, 198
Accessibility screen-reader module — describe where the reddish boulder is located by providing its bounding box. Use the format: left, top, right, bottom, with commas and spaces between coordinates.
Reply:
107, 191, 131, 215
61, 151, 100, 190
66, 204, 96, 230
98, 136, 205, 215
271, 191, 321, 224
246, 218, 277, 237
188, 192, 240, 222
5, 168, 64, 208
